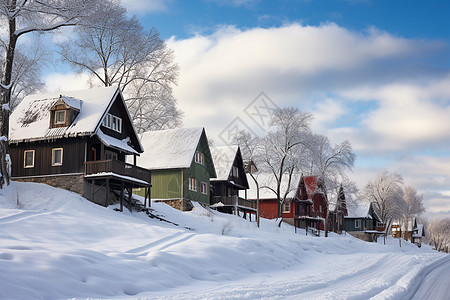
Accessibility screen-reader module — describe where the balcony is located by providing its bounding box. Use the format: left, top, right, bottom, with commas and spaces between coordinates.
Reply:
212, 195, 257, 211
84, 159, 151, 184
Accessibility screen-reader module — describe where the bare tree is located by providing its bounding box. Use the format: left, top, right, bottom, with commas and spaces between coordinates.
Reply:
428, 218, 450, 253
0, 42, 47, 110
58, 0, 181, 132
0, 0, 99, 188
400, 185, 425, 233
258, 107, 313, 220
363, 171, 404, 232
306, 134, 356, 236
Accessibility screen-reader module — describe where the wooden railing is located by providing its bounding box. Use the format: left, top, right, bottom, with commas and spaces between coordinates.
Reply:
295, 210, 322, 219
212, 195, 257, 210
84, 160, 151, 184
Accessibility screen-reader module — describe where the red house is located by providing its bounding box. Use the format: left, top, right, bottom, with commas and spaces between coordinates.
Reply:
245, 174, 327, 232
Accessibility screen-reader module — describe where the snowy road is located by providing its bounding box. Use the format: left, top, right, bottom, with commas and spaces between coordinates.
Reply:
411, 255, 450, 300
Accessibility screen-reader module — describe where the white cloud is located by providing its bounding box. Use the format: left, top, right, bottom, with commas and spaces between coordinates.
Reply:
165, 22, 449, 217
44, 72, 99, 93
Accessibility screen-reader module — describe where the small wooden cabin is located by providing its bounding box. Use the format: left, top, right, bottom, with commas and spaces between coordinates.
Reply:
209, 146, 254, 216
134, 127, 216, 211
9, 86, 151, 209
344, 202, 384, 242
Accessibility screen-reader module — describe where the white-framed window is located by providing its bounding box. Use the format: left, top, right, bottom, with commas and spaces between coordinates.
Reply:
282, 201, 291, 213
51, 148, 63, 166
105, 150, 118, 160
194, 151, 204, 165
232, 166, 238, 177
188, 178, 198, 192
355, 219, 361, 229
102, 114, 111, 128
24, 150, 35, 168
55, 110, 66, 125
201, 182, 208, 195
102, 113, 122, 133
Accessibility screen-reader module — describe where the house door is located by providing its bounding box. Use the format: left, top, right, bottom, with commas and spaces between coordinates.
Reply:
90, 147, 97, 161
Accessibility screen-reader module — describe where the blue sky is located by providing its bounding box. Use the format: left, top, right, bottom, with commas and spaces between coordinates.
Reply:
47, 0, 450, 218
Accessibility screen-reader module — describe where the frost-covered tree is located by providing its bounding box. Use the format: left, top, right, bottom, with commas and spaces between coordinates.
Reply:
363, 171, 404, 232
258, 107, 313, 219
0, 0, 100, 188
58, 0, 181, 132
0, 42, 46, 110
305, 134, 356, 236
428, 218, 450, 253
400, 185, 425, 232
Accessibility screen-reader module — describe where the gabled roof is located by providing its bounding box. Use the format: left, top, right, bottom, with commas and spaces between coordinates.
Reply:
244, 172, 301, 200
137, 127, 216, 177
9, 86, 142, 154
346, 203, 371, 219
210, 146, 238, 181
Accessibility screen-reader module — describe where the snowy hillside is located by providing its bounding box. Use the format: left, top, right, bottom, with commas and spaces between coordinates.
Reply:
0, 182, 447, 300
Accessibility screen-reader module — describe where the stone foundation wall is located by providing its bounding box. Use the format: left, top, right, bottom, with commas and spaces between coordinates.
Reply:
13, 174, 85, 196
348, 231, 375, 242
155, 199, 194, 211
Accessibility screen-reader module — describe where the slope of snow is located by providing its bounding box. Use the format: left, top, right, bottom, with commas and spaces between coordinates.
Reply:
0, 181, 447, 300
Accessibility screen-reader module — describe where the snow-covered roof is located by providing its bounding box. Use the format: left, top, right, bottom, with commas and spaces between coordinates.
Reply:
243, 172, 301, 200
413, 224, 424, 237
9, 86, 142, 154
97, 129, 138, 155
137, 127, 204, 170
10, 86, 113, 141
346, 203, 371, 219
210, 145, 238, 181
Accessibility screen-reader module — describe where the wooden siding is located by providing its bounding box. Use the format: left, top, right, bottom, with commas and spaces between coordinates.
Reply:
183, 159, 211, 205
259, 199, 295, 219
99, 92, 141, 152
136, 169, 182, 199
10, 138, 87, 177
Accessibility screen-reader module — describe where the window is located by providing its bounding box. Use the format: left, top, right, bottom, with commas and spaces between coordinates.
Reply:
105, 150, 118, 160
188, 178, 198, 192
355, 219, 361, 229
102, 113, 122, 133
194, 151, 204, 165
282, 202, 291, 213
201, 182, 208, 194
102, 114, 111, 128
51, 148, 63, 166
232, 166, 238, 177
55, 110, 66, 125
24, 150, 35, 168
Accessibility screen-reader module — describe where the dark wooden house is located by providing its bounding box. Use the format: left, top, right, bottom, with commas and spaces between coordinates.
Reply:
9, 86, 151, 209
327, 185, 348, 234
210, 146, 255, 216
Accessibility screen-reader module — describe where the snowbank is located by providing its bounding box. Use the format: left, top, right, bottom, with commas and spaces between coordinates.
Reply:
0, 182, 445, 299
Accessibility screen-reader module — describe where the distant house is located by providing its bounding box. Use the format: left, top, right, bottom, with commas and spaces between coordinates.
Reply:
293, 175, 328, 233
135, 127, 216, 211
344, 202, 384, 242
328, 185, 348, 234
209, 146, 254, 215
9, 86, 151, 208
245, 174, 327, 233
412, 223, 425, 247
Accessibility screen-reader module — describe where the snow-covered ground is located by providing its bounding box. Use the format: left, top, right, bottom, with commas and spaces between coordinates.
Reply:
0, 181, 448, 300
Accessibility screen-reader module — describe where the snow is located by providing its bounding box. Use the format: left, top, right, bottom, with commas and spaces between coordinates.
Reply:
0, 181, 447, 300
210, 145, 238, 181
242, 172, 301, 200
84, 172, 150, 185
9, 86, 118, 142
97, 129, 139, 155
346, 202, 371, 218
137, 127, 203, 170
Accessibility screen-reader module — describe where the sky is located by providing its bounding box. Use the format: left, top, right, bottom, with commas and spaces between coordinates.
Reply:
44, 0, 450, 219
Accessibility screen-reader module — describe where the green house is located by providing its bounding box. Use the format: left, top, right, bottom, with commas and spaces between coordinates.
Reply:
135, 127, 216, 211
